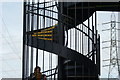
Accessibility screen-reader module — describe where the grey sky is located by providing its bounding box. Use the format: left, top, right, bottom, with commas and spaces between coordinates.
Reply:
1, 2, 22, 78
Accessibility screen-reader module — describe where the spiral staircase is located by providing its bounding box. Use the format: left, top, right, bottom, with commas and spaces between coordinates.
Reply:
22, 1, 120, 80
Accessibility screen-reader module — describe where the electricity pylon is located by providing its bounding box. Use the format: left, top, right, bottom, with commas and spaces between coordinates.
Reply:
102, 12, 120, 80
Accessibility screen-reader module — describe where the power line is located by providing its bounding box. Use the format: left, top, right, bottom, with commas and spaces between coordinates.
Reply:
0, 14, 21, 60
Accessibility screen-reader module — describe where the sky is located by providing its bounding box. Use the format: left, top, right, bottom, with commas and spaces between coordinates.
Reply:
1, 2, 23, 78
0, 2, 2, 79
0, 1, 120, 79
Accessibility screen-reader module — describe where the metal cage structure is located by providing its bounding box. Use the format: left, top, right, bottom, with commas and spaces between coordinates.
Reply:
22, 1, 119, 80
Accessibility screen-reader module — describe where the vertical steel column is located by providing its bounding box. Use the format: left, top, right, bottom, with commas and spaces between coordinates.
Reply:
36, 0, 39, 67
95, 11, 98, 76
88, 2, 90, 58
96, 34, 100, 75
98, 35, 100, 75
22, 1, 27, 80
58, 2, 65, 80
49, 1, 52, 78
81, 2, 84, 55
88, 3, 91, 80
66, 2, 69, 79
81, 3, 84, 79
26, 0, 30, 76
95, 30, 98, 76
30, 0, 34, 74
51, 2, 54, 79
74, 2, 77, 79
95, 10, 100, 75
92, 12, 95, 63
43, 0, 45, 72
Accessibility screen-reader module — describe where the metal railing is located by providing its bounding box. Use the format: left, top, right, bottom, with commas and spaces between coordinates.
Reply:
23, 0, 100, 79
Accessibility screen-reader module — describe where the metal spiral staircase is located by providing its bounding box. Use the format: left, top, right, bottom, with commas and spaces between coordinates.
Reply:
22, 1, 120, 80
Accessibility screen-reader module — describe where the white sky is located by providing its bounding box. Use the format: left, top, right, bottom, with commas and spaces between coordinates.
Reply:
1, 2, 23, 78
0, 1, 120, 79
0, 2, 2, 80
